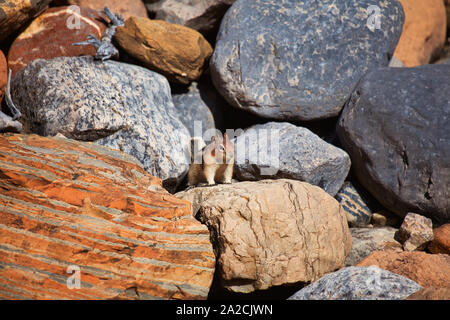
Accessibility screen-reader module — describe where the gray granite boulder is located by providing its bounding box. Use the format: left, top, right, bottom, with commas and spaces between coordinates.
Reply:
288, 266, 422, 300
211, 0, 404, 121
337, 65, 450, 224
11, 56, 190, 191
233, 122, 350, 196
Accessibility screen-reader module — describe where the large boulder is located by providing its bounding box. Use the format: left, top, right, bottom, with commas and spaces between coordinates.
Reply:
176, 179, 352, 293
288, 266, 421, 300
393, 0, 447, 66
114, 17, 213, 85
10, 56, 191, 191
233, 122, 350, 196
210, 0, 404, 121
337, 65, 450, 224
7, 6, 107, 76
357, 251, 450, 289
0, 0, 52, 42
0, 134, 215, 299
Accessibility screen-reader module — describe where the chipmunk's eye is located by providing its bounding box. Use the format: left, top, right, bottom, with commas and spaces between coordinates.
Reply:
218, 144, 225, 152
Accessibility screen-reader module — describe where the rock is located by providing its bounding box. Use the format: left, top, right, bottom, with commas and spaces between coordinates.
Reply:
396, 213, 434, 251
288, 266, 422, 300
114, 17, 213, 85
210, 0, 404, 121
233, 122, 350, 196
393, 0, 447, 66
10, 56, 191, 192
357, 251, 450, 288
67, 0, 149, 20
147, 0, 235, 37
428, 224, 450, 255
337, 65, 450, 224
7, 6, 107, 76
447, 0, 450, 36
345, 227, 402, 266
0, 0, 52, 42
0, 50, 6, 105
335, 181, 372, 227
371, 210, 402, 227
436, 58, 450, 65
0, 133, 215, 299
388, 57, 405, 68
406, 287, 450, 300
176, 179, 352, 293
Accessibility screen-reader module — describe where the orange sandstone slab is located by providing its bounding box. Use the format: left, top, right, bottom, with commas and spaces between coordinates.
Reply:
0, 134, 215, 300
67, 0, 148, 20
7, 6, 107, 76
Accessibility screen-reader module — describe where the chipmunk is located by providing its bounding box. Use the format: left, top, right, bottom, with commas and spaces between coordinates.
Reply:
188, 132, 234, 186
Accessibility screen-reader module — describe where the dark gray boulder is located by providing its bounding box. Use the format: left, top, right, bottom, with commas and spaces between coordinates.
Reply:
11, 56, 191, 191
288, 266, 422, 300
211, 0, 404, 121
233, 122, 350, 196
337, 65, 450, 224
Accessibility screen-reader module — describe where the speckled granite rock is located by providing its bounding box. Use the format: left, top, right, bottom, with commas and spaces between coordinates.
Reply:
396, 213, 434, 251
288, 266, 422, 300
345, 227, 402, 266
337, 65, 450, 224
10, 56, 191, 191
233, 122, 350, 196
335, 182, 373, 227
210, 0, 404, 121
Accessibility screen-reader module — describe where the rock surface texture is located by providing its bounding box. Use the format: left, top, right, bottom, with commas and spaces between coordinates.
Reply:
0, 0, 52, 42
176, 179, 352, 293
288, 266, 422, 300
357, 251, 450, 288
0, 134, 215, 299
428, 223, 450, 255
210, 0, 404, 121
7, 6, 107, 76
396, 212, 434, 251
10, 56, 191, 191
67, 0, 149, 20
335, 182, 373, 227
233, 122, 350, 196
0, 50, 6, 105
406, 287, 450, 300
114, 17, 213, 84
337, 65, 450, 224
393, 0, 447, 66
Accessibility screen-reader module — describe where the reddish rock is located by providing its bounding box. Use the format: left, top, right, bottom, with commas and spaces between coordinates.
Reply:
357, 251, 450, 289
428, 224, 450, 255
406, 287, 450, 300
0, 134, 215, 300
67, 0, 148, 20
7, 6, 107, 76
396, 213, 434, 251
0, 0, 52, 42
394, 0, 447, 66
0, 51, 6, 105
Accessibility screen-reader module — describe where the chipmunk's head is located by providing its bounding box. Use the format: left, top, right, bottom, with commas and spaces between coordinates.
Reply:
207, 132, 235, 164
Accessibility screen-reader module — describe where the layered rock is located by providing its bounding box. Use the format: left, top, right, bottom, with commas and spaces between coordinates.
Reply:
337, 65, 450, 224
210, 0, 404, 121
7, 6, 107, 76
67, 0, 149, 20
335, 182, 373, 227
357, 251, 450, 289
0, 134, 215, 299
10, 56, 191, 191
396, 213, 434, 251
393, 0, 447, 66
0, 0, 52, 42
288, 266, 421, 300
428, 224, 450, 255
233, 122, 350, 196
345, 227, 402, 266
114, 17, 213, 84
176, 179, 352, 293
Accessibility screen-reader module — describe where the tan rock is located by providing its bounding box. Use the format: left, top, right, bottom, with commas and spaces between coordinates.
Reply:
394, 0, 447, 66
176, 179, 352, 293
114, 16, 213, 84
67, 0, 148, 20
0, 134, 215, 300
396, 212, 434, 251
7, 6, 106, 76
357, 251, 450, 289
0, 50, 6, 105
0, 0, 52, 42
406, 287, 450, 300
428, 224, 450, 255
